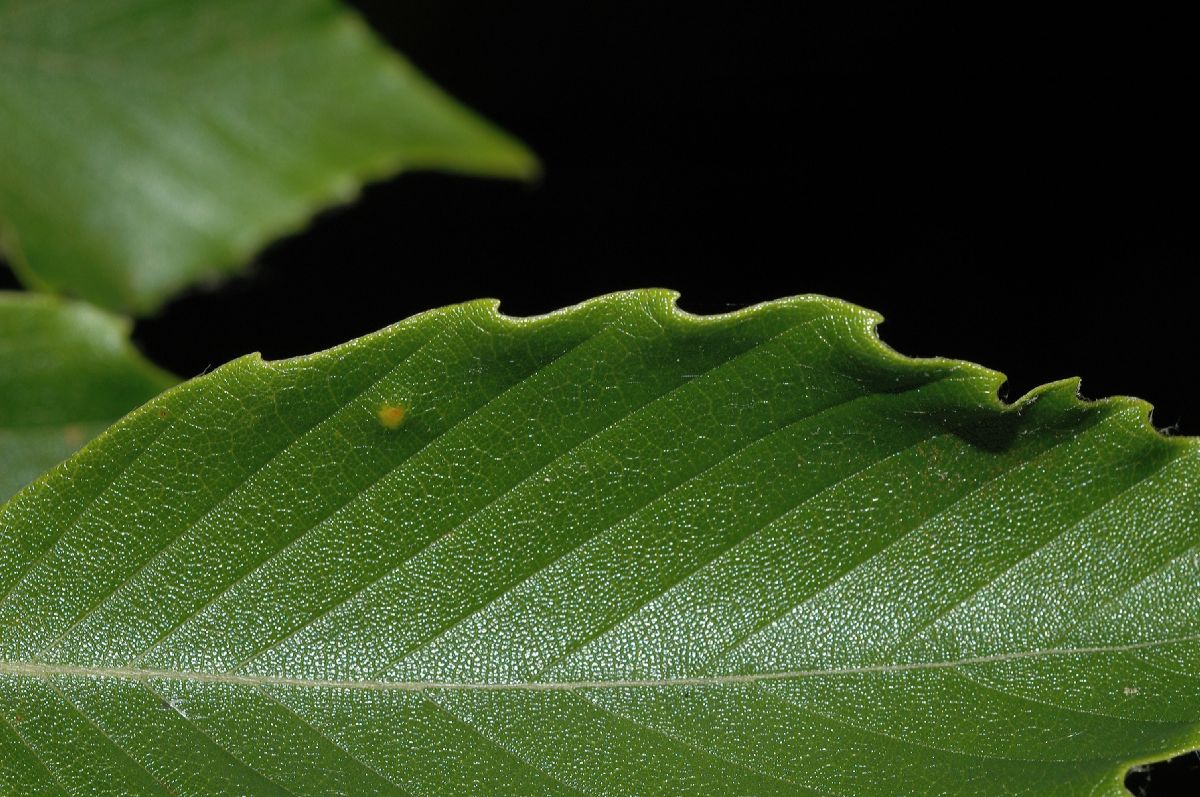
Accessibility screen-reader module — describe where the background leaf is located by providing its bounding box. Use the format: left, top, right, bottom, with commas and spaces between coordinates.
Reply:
0, 0, 537, 314
0, 291, 1196, 796
0, 292, 174, 503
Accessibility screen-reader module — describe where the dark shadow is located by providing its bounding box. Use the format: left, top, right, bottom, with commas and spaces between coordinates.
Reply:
1128, 751, 1200, 796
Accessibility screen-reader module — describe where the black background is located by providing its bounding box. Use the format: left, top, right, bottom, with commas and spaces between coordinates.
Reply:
2, 3, 1197, 790
5, 1, 1187, 436
121, 1, 1196, 441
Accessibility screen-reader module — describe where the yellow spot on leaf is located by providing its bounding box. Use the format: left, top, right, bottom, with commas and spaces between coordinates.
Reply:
377, 404, 408, 430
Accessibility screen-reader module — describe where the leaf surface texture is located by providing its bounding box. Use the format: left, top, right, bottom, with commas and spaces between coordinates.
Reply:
0, 291, 1197, 796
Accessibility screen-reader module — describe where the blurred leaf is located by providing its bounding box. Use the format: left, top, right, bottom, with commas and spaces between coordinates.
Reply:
0, 0, 537, 313
0, 291, 1196, 796
0, 292, 174, 502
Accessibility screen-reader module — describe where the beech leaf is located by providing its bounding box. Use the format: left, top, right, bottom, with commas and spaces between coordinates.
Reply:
0, 0, 537, 313
0, 292, 174, 503
1, 291, 1196, 796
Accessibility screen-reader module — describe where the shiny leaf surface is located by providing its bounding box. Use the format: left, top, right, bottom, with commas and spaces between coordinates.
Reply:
0, 291, 1196, 796
0, 0, 536, 313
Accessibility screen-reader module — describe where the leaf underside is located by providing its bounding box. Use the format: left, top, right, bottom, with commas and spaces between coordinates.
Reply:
0, 290, 1197, 796
0, 0, 536, 313
0, 292, 174, 503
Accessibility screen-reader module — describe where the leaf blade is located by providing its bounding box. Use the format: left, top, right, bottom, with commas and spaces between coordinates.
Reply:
0, 0, 536, 313
0, 292, 174, 503
0, 290, 1196, 796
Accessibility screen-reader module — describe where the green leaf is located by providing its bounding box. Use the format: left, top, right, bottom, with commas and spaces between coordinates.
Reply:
0, 0, 537, 314
0, 290, 1196, 796
0, 292, 174, 504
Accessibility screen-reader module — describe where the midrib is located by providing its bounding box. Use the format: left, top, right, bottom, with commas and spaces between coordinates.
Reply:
0, 633, 1194, 692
